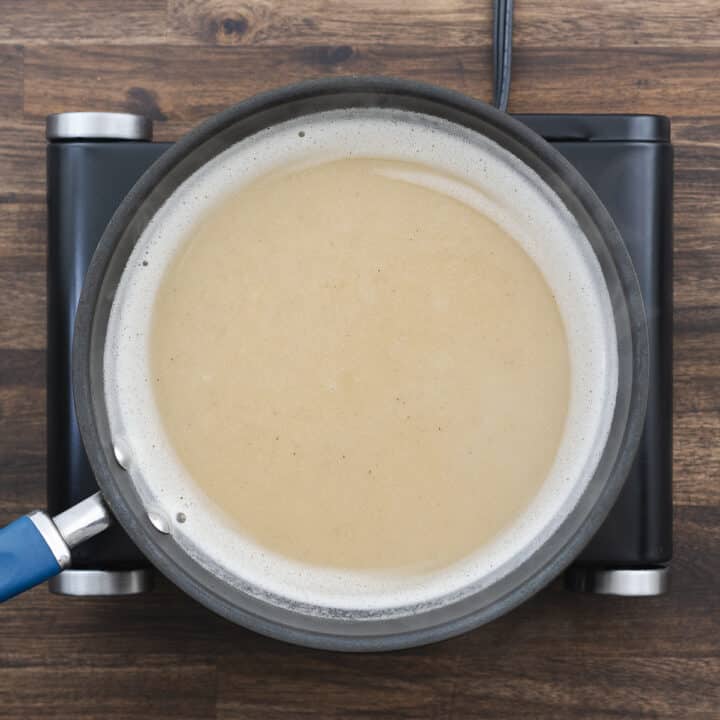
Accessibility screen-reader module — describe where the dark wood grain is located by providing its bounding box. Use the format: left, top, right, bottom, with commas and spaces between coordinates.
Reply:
21, 45, 720, 123
0, 1, 167, 43
167, 0, 493, 47
1, 1, 719, 718
0, 123, 46, 198
0, 46, 23, 120
166, 0, 720, 49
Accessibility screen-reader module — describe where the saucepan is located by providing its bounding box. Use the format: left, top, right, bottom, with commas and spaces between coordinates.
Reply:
0, 78, 648, 650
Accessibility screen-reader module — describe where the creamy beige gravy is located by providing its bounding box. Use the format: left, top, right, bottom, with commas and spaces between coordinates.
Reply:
150, 157, 570, 573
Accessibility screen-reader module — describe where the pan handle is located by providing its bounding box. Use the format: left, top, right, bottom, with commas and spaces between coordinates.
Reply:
0, 493, 111, 601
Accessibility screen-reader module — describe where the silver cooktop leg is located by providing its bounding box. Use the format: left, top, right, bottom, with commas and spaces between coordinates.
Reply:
48, 569, 154, 596
564, 567, 669, 596
46, 112, 153, 142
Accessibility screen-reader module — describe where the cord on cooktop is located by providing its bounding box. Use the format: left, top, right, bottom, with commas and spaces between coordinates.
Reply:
492, 0, 514, 112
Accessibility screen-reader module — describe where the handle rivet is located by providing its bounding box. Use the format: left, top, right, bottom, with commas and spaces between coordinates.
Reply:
113, 443, 130, 470
147, 511, 170, 534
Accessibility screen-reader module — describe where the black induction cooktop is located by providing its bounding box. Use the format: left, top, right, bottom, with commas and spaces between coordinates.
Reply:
45, 111, 672, 598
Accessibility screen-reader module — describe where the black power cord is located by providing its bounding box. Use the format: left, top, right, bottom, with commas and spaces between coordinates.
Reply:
492, 0, 514, 112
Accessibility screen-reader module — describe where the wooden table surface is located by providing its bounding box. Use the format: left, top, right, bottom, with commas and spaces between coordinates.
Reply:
1, 1, 719, 718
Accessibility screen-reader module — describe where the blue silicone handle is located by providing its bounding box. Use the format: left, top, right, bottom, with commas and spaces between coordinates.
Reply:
0, 516, 62, 601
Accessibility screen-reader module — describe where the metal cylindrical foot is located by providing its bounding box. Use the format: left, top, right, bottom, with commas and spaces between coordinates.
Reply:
48, 568, 154, 596
565, 567, 669, 596
46, 112, 153, 142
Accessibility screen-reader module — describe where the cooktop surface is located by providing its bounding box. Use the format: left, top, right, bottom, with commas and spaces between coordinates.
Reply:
45, 112, 672, 598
